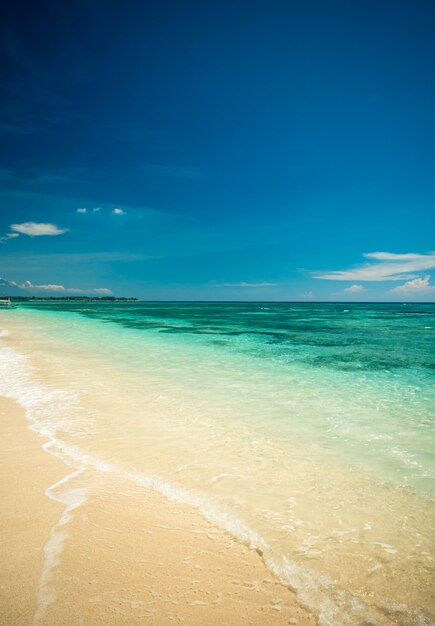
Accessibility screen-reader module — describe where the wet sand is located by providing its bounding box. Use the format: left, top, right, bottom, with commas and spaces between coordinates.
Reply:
0, 396, 314, 625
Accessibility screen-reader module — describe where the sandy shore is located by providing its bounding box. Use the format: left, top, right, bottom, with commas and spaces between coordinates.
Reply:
0, 397, 66, 625
0, 395, 314, 625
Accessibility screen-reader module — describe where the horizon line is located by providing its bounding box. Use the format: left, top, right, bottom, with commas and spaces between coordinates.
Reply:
14, 299, 435, 304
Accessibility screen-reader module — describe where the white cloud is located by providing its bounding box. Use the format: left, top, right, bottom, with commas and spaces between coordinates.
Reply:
20, 280, 66, 291
390, 276, 435, 295
76, 207, 103, 214
15, 280, 113, 295
344, 284, 365, 293
314, 252, 435, 281
20, 281, 82, 293
93, 287, 112, 295
10, 222, 68, 236
300, 291, 314, 300
0, 232, 20, 243
364, 252, 430, 262
112, 208, 126, 215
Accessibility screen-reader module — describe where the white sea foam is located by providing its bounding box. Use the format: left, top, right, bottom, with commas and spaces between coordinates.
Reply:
46, 439, 413, 625
47, 438, 269, 552
388, 446, 435, 481
0, 338, 90, 623
0, 335, 431, 626
32, 467, 87, 625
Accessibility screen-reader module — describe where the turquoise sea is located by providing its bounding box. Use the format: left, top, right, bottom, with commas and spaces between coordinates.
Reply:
0, 302, 434, 625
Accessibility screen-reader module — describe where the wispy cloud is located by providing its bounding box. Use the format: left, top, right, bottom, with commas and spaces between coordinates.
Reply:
93, 287, 112, 295
19, 280, 71, 292
314, 252, 435, 281
112, 208, 126, 215
344, 284, 365, 293
364, 252, 430, 262
13, 279, 112, 295
0, 232, 20, 243
10, 222, 68, 236
77, 207, 101, 213
390, 276, 435, 295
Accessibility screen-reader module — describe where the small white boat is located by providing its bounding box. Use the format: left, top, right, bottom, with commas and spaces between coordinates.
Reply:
0, 297, 15, 309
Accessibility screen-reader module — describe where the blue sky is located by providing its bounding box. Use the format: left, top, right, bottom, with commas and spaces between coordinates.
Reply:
0, 0, 434, 301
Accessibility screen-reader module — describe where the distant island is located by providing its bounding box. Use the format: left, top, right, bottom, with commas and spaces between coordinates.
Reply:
6, 296, 138, 302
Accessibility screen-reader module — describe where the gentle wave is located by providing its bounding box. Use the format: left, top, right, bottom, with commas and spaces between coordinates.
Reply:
0, 331, 431, 626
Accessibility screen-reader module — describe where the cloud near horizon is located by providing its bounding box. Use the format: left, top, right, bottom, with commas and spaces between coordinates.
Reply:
314, 252, 435, 281
344, 284, 365, 293
112, 208, 126, 215
20, 280, 73, 292
12, 279, 112, 295
390, 276, 435, 295
10, 222, 68, 236
93, 287, 112, 295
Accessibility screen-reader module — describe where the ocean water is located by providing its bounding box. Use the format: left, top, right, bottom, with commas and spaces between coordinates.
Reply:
0, 302, 434, 625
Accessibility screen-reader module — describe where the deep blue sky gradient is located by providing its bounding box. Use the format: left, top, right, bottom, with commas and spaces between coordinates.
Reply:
0, 0, 434, 299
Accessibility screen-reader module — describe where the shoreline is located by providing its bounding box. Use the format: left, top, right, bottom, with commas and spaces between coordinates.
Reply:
0, 395, 313, 625
1, 308, 433, 625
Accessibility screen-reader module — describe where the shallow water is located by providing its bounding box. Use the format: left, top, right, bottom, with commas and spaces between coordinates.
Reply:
1, 302, 434, 625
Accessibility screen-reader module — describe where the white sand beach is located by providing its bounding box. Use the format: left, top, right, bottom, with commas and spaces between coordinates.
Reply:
0, 395, 313, 625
